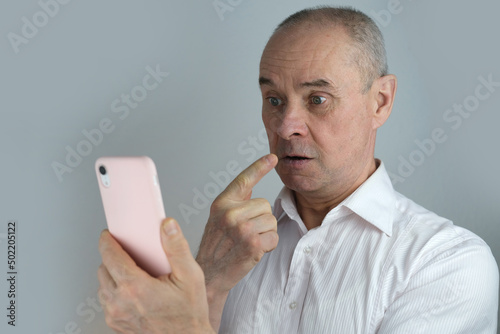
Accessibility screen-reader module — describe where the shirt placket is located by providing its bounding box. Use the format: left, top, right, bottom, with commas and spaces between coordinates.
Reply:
279, 231, 317, 334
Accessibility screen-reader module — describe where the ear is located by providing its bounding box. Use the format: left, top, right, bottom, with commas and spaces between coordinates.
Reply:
371, 74, 397, 129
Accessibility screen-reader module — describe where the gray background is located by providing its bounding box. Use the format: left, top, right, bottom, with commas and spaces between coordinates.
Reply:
1, 0, 499, 333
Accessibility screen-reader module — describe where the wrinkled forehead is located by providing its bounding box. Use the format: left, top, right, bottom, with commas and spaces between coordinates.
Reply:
259, 24, 358, 88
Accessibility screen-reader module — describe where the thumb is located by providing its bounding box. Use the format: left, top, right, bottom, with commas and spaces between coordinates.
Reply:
160, 217, 198, 281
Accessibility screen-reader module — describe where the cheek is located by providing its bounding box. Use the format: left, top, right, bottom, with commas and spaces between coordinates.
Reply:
340, 111, 373, 159
262, 114, 278, 148
312, 113, 357, 157
265, 128, 276, 146
262, 111, 280, 132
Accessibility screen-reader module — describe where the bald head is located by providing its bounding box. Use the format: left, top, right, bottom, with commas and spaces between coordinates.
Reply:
268, 6, 388, 93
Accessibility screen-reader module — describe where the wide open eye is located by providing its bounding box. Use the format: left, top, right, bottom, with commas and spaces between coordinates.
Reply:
267, 97, 283, 107
310, 96, 326, 105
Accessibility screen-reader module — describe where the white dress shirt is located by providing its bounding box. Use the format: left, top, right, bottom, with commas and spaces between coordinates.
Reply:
219, 161, 498, 333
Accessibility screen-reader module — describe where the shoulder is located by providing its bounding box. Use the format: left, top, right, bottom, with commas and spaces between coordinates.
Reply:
391, 191, 498, 306
377, 192, 499, 332
392, 191, 490, 254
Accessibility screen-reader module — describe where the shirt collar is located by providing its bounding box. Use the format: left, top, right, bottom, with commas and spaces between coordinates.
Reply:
273, 159, 395, 237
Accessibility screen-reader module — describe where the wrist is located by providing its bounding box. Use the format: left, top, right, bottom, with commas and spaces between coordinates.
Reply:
203, 324, 217, 334
205, 281, 229, 303
194, 320, 216, 334
205, 284, 229, 333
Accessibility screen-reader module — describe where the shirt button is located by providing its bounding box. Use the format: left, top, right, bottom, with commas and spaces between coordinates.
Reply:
289, 302, 297, 310
303, 246, 312, 254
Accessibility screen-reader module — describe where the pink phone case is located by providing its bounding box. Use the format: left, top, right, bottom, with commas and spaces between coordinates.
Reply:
95, 156, 171, 277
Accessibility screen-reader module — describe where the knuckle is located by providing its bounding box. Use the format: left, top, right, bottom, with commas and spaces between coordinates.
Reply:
264, 213, 278, 229
254, 198, 272, 211
110, 267, 132, 283
222, 208, 240, 226
104, 314, 116, 329
105, 303, 120, 319
98, 287, 113, 305
236, 221, 253, 238
102, 299, 123, 324
210, 198, 224, 214
270, 232, 279, 247
235, 174, 252, 192
119, 281, 141, 299
247, 235, 262, 251
104, 309, 126, 331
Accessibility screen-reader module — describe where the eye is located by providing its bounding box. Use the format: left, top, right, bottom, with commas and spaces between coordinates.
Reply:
310, 96, 326, 105
267, 97, 283, 107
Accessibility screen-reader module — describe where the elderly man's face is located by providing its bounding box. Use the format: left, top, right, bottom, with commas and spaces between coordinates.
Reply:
260, 24, 379, 198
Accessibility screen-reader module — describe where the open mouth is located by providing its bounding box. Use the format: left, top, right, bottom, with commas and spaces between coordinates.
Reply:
282, 155, 313, 163
279, 154, 313, 168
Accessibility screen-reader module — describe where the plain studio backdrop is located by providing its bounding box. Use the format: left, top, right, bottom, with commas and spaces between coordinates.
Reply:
1, 0, 499, 333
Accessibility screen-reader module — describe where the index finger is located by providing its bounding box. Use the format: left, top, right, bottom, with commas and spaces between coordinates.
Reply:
98, 230, 143, 284
220, 154, 278, 201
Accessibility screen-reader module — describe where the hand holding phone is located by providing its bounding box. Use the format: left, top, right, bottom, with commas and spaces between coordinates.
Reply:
95, 156, 171, 277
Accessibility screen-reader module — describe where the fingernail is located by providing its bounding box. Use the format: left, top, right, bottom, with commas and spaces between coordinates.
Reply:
163, 218, 178, 236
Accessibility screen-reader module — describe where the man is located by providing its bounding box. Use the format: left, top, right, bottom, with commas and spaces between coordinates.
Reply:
98, 6, 499, 333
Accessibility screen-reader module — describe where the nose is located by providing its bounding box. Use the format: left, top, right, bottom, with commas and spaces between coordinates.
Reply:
272, 104, 308, 140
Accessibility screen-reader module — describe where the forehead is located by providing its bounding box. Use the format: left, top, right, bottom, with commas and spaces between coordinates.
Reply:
259, 24, 360, 89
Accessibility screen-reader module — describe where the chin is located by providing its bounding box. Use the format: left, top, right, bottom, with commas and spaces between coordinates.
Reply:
279, 174, 322, 194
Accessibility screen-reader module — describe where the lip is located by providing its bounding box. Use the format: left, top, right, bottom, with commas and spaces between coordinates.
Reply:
280, 156, 313, 168
278, 153, 312, 159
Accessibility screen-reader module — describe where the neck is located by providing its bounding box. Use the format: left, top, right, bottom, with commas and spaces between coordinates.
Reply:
294, 159, 378, 230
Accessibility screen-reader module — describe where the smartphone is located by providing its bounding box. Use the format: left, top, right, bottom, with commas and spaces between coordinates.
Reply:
95, 156, 172, 277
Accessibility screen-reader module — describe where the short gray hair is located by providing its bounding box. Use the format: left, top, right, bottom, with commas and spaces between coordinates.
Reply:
273, 6, 388, 93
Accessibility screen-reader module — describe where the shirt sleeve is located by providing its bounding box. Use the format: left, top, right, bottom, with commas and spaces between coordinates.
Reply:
377, 237, 499, 333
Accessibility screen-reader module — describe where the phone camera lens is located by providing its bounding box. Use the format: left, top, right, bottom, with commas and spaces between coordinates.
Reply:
99, 166, 107, 175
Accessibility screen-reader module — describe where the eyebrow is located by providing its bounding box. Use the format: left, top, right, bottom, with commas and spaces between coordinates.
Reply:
300, 79, 333, 88
259, 76, 273, 86
259, 77, 336, 90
